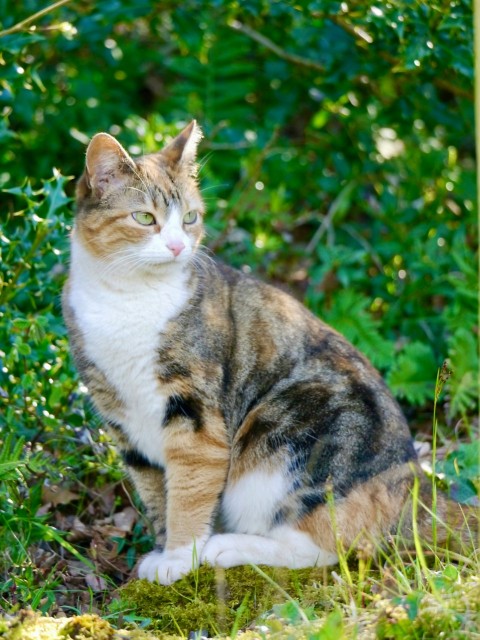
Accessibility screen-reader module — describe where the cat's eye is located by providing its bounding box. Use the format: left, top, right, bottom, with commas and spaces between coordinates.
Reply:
183, 211, 198, 225
132, 211, 156, 226
132, 211, 156, 227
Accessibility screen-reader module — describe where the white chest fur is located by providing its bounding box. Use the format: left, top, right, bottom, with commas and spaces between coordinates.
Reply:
68, 239, 191, 468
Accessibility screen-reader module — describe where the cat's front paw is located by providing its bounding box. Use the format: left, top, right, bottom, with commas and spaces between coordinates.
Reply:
138, 546, 199, 585
201, 534, 249, 568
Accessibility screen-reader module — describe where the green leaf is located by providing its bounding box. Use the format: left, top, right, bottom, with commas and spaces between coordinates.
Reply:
35, 522, 95, 570
0, 33, 45, 54
0, 459, 26, 479
321, 289, 394, 368
448, 479, 479, 505
17, 342, 31, 356
48, 383, 64, 408
446, 328, 479, 419
316, 610, 344, 639
43, 170, 73, 218
439, 440, 480, 482
387, 342, 437, 405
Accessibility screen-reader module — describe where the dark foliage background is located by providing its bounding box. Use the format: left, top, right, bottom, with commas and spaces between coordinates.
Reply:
0, 0, 477, 616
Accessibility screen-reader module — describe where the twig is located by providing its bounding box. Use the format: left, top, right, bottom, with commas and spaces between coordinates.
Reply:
0, 0, 71, 38
233, 13, 472, 101
326, 13, 373, 44
434, 77, 473, 100
228, 19, 324, 72
328, 13, 473, 101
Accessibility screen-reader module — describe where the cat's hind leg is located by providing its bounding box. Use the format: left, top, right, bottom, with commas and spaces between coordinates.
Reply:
201, 526, 338, 569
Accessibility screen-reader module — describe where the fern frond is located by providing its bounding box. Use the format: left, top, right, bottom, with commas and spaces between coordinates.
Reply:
321, 289, 394, 368
386, 341, 437, 405
164, 26, 256, 128
446, 328, 479, 419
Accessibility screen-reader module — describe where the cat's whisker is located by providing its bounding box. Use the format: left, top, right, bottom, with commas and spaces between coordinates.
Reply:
129, 165, 153, 197
199, 184, 226, 194
197, 244, 216, 258
192, 249, 216, 269
96, 253, 201, 296
196, 152, 212, 175
126, 186, 150, 198
190, 252, 216, 278
95, 252, 146, 277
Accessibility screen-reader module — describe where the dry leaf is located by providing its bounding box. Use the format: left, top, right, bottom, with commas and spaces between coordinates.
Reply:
42, 485, 80, 507
36, 502, 52, 517
67, 517, 91, 542
85, 573, 107, 591
113, 507, 137, 533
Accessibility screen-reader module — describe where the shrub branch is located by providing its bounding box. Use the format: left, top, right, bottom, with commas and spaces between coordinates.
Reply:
0, 0, 72, 38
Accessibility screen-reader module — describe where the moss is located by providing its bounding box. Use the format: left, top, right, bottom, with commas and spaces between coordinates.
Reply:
2, 570, 478, 639
59, 614, 115, 640
0, 612, 161, 640
0, 610, 61, 640
119, 565, 337, 636
374, 580, 480, 640
119, 566, 480, 639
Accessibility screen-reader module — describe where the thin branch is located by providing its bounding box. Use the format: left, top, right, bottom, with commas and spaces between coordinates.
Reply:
0, 0, 72, 38
328, 13, 473, 101
232, 14, 473, 102
434, 77, 473, 101
326, 13, 373, 44
228, 19, 324, 72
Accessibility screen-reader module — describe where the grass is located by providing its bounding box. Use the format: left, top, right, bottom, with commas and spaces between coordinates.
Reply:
4, 547, 477, 639
0, 439, 478, 638
0, 334, 478, 639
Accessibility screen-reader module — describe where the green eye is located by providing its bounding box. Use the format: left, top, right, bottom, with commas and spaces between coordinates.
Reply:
183, 211, 198, 225
132, 212, 156, 226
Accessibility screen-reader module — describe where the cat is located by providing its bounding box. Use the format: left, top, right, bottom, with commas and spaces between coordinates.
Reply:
63, 121, 454, 586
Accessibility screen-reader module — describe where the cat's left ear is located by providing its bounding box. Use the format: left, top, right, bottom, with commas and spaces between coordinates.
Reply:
161, 120, 203, 170
85, 133, 136, 198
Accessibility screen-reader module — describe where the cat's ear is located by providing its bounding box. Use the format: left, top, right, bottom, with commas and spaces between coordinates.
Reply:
84, 133, 136, 198
161, 120, 203, 170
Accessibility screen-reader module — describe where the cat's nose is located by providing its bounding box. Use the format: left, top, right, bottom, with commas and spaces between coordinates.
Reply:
167, 240, 186, 257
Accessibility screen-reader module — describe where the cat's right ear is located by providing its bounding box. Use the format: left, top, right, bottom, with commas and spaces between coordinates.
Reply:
83, 133, 135, 198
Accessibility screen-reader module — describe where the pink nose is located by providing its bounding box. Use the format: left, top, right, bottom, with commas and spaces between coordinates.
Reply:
167, 240, 185, 257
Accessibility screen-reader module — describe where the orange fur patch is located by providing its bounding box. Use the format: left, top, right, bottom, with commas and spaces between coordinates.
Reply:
163, 413, 230, 548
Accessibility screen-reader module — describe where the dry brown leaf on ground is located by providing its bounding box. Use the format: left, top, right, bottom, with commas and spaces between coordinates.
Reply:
113, 507, 138, 533
84, 573, 108, 592
41, 484, 81, 508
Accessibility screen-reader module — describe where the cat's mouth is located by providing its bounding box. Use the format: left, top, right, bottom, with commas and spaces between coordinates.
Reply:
139, 250, 192, 270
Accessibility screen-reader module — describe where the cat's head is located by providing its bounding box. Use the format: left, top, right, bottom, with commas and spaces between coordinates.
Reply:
74, 121, 204, 272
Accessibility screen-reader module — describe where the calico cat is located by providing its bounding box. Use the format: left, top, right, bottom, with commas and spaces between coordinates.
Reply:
63, 121, 442, 585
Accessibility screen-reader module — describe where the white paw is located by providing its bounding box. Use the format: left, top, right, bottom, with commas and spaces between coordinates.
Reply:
201, 534, 251, 568
138, 546, 199, 585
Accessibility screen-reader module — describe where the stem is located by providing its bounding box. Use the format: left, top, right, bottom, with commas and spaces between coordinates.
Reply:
431, 369, 441, 562
228, 19, 324, 72
0, 0, 71, 38
248, 564, 310, 624
324, 12, 473, 100
0, 222, 50, 305
411, 476, 434, 592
